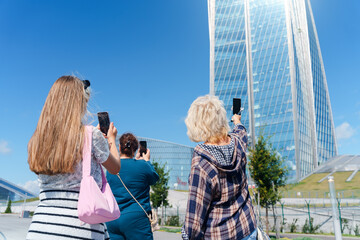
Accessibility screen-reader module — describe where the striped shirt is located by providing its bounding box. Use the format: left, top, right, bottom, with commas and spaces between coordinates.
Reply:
27, 126, 110, 240
26, 190, 110, 240
182, 124, 257, 240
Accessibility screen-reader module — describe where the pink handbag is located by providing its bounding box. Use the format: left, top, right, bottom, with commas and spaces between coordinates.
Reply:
78, 125, 120, 224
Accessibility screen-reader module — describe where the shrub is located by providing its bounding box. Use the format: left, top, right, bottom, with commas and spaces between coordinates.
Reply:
341, 218, 350, 234
5, 200, 12, 213
290, 218, 298, 233
354, 224, 360, 236
280, 218, 287, 232
166, 215, 180, 227
302, 218, 320, 233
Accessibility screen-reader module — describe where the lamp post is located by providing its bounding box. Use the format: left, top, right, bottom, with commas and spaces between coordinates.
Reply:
257, 186, 261, 226
305, 200, 311, 230
328, 176, 342, 239
280, 202, 285, 233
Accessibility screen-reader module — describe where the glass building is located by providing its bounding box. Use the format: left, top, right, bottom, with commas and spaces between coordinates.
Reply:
207, 0, 337, 181
137, 137, 194, 190
0, 177, 37, 202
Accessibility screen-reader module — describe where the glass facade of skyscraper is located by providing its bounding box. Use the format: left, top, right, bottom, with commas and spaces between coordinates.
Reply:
208, 0, 337, 181
304, 0, 337, 165
138, 137, 194, 190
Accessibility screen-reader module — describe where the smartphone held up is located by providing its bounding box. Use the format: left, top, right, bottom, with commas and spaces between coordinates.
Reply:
97, 112, 110, 135
231, 98, 244, 122
139, 141, 147, 157
233, 98, 241, 115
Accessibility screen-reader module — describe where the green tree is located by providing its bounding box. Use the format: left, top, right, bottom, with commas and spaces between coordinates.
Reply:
5, 199, 12, 213
248, 133, 288, 235
150, 160, 170, 224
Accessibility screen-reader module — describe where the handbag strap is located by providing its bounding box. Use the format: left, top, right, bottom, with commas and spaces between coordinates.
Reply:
82, 126, 107, 187
82, 126, 92, 177
116, 173, 149, 218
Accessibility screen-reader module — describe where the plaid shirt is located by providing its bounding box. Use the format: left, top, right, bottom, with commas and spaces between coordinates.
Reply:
182, 124, 256, 240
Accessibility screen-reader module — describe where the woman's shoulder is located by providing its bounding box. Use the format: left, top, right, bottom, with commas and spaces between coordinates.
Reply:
89, 125, 110, 163
191, 147, 218, 170
90, 126, 103, 138
125, 159, 151, 167
123, 159, 157, 178
89, 126, 107, 145
193, 144, 219, 161
138, 159, 155, 169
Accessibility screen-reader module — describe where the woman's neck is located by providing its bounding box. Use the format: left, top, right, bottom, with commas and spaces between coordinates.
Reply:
120, 154, 133, 159
205, 136, 231, 146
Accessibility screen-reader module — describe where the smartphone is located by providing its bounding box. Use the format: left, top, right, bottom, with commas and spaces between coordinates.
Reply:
233, 98, 241, 115
139, 141, 147, 157
97, 112, 110, 135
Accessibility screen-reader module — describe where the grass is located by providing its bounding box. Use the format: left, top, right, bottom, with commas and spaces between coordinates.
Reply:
159, 227, 181, 233
174, 190, 189, 192
284, 172, 360, 198
278, 202, 359, 208
12, 197, 39, 203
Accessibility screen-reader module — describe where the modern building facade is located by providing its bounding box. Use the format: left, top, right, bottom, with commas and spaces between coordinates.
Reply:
208, 0, 337, 181
137, 137, 194, 190
0, 177, 37, 202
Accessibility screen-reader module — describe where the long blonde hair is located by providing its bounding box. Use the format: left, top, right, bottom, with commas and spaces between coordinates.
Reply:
28, 76, 90, 175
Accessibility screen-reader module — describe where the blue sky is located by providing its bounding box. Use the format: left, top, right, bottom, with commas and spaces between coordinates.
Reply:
0, 0, 359, 193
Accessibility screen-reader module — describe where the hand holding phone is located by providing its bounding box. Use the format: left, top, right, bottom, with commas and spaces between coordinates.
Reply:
231, 114, 242, 125
97, 112, 110, 135
233, 98, 241, 115
231, 98, 243, 123
139, 141, 147, 157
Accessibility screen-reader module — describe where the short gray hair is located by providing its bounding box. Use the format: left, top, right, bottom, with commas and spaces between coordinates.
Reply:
185, 95, 230, 142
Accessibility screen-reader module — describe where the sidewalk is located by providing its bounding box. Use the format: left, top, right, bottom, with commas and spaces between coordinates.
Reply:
4, 213, 360, 240
0, 214, 32, 240
154, 231, 181, 240
0, 214, 181, 240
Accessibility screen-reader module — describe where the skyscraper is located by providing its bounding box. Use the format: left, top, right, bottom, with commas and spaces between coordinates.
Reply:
208, 0, 337, 181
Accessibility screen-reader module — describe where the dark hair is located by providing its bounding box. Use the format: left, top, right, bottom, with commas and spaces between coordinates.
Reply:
119, 133, 138, 157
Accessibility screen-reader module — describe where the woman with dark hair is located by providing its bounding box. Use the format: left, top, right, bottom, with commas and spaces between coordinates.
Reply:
106, 133, 159, 240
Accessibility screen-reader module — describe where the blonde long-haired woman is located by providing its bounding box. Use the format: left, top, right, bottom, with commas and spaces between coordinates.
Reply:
26, 76, 121, 240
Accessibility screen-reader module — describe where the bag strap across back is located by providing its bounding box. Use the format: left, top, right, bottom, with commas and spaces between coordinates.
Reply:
82, 126, 107, 188
116, 173, 149, 218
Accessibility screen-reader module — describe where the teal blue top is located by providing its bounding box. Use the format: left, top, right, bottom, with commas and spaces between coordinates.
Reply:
106, 158, 159, 214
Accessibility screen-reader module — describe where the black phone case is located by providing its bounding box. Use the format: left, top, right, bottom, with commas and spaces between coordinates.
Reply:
139, 141, 147, 157
97, 112, 110, 135
233, 98, 241, 115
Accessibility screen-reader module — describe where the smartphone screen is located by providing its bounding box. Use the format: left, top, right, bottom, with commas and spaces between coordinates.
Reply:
139, 141, 147, 157
97, 112, 110, 135
233, 98, 241, 115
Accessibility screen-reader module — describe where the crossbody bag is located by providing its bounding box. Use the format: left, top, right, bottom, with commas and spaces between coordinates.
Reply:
116, 174, 160, 232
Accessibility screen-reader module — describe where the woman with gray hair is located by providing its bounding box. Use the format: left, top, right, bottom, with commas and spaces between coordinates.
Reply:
181, 95, 257, 240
